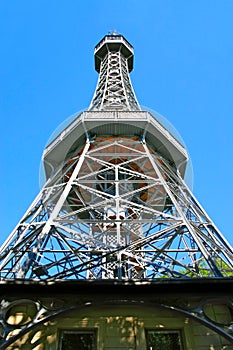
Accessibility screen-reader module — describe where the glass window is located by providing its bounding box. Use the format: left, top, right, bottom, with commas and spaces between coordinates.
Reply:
59, 330, 96, 350
145, 329, 183, 350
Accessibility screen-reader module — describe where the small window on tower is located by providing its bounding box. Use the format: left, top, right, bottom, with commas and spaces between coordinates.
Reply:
59, 330, 96, 350
145, 329, 183, 350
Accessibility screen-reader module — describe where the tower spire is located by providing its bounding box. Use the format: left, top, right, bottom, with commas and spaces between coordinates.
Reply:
89, 33, 140, 111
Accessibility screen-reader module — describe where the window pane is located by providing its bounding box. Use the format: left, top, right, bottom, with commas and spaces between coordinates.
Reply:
60, 331, 96, 350
146, 330, 182, 350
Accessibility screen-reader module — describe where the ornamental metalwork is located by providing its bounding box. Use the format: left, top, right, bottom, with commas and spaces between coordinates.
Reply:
0, 295, 232, 348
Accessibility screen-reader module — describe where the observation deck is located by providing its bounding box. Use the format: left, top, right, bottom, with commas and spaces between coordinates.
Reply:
94, 33, 134, 72
43, 110, 188, 181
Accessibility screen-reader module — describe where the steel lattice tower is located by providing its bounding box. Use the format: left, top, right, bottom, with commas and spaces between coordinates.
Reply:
1, 33, 233, 281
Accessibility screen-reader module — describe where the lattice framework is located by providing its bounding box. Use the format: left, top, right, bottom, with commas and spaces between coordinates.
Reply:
1, 32, 233, 346
89, 34, 140, 111
0, 135, 232, 280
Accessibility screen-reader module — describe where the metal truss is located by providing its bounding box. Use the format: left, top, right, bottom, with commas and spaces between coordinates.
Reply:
0, 135, 232, 280
0, 33, 232, 281
89, 35, 140, 111
1, 32, 232, 350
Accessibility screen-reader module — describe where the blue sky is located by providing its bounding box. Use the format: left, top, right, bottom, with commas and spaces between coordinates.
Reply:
1, 0, 233, 245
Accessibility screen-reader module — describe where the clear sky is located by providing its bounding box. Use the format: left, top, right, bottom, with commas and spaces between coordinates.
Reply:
1, 0, 233, 245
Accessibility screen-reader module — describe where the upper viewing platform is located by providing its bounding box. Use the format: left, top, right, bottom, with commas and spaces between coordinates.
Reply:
94, 33, 134, 73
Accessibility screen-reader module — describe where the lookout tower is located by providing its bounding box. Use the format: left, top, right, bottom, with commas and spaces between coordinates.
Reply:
1, 33, 233, 349
0, 33, 232, 280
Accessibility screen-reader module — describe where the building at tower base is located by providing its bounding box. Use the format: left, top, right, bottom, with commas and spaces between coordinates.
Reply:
0, 33, 233, 349
1, 279, 233, 349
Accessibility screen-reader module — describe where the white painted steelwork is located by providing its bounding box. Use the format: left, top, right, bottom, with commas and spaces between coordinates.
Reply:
89, 33, 140, 111
0, 33, 232, 281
